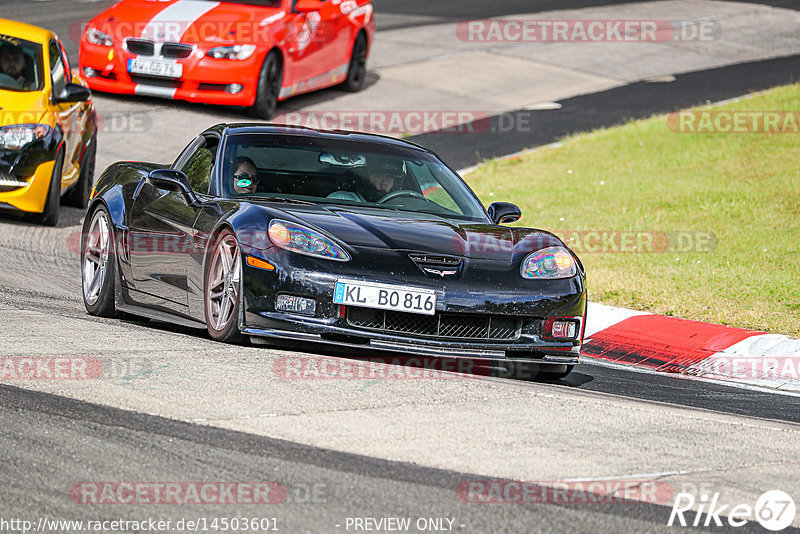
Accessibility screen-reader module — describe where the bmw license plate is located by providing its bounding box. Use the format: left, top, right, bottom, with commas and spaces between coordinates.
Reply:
333, 280, 436, 315
127, 58, 183, 78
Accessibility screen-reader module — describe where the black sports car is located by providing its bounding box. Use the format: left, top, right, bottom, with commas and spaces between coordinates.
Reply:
81, 124, 586, 378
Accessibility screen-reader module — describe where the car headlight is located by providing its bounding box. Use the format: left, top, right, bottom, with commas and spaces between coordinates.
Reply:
521, 246, 576, 279
86, 27, 113, 47
207, 45, 256, 60
268, 220, 350, 262
0, 125, 51, 150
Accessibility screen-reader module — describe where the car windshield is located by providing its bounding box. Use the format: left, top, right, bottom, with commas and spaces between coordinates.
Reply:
223, 134, 489, 222
0, 35, 44, 92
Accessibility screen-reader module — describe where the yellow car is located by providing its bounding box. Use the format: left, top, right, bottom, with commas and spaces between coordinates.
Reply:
0, 18, 97, 226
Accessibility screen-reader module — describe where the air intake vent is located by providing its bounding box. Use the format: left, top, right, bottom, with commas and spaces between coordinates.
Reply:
160, 43, 193, 59
348, 307, 520, 341
125, 39, 155, 57
408, 254, 462, 266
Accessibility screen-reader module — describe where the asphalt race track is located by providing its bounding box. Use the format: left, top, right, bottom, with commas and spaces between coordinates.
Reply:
1, 1, 799, 533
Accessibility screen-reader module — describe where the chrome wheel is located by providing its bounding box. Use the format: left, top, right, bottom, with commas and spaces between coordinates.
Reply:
82, 209, 110, 306
206, 234, 241, 331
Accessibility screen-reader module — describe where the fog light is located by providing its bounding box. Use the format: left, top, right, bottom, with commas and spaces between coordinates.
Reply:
276, 294, 316, 316
83, 67, 98, 77
543, 318, 580, 340
228, 83, 243, 94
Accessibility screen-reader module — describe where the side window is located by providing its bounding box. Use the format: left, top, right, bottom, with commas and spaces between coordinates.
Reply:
180, 136, 218, 195
57, 39, 72, 80
49, 41, 66, 98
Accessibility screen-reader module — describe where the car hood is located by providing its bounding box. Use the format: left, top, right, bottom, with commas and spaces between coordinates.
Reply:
93, 0, 284, 45
0, 89, 48, 125
268, 204, 564, 262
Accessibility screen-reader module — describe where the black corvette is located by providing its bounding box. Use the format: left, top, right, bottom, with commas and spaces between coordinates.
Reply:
81, 124, 586, 378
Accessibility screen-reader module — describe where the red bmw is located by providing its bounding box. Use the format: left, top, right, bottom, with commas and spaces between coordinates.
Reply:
79, 0, 375, 118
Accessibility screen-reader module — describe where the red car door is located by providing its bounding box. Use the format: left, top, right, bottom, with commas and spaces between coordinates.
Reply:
283, 0, 339, 90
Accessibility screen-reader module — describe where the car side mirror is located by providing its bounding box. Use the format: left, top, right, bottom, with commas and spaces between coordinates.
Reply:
294, 0, 325, 12
148, 169, 199, 206
488, 202, 522, 224
54, 82, 91, 103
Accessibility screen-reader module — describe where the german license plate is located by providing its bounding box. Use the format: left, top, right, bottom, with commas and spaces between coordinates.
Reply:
127, 58, 183, 78
333, 280, 436, 315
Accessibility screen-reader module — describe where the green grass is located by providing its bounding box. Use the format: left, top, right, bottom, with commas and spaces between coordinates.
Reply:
464, 84, 800, 335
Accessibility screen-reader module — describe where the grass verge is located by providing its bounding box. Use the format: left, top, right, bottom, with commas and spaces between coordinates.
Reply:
465, 83, 800, 336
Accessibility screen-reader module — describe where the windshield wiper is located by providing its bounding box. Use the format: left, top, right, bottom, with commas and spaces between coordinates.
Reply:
246, 196, 315, 206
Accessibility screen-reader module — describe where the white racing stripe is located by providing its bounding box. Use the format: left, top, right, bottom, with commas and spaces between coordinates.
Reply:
139, 0, 221, 42
133, 0, 219, 99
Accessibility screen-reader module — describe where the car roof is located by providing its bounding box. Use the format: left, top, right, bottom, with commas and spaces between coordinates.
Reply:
206, 123, 433, 154
0, 18, 54, 44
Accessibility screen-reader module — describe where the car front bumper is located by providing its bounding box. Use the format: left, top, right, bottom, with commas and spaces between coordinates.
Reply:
80, 43, 262, 107
240, 246, 586, 365
0, 135, 59, 214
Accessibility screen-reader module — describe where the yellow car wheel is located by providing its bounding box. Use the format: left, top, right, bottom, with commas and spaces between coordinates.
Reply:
26, 148, 63, 226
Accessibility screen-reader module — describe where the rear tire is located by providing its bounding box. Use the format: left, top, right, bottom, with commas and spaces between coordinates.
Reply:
63, 137, 96, 209
28, 148, 63, 226
81, 205, 120, 317
251, 51, 283, 120
204, 229, 244, 344
341, 32, 367, 92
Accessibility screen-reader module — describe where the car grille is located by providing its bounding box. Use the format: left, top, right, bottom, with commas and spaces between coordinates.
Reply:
124, 39, 193, 59
129, 75, 182, 88
125, 39, 155, 56
347, 307, 520, 341
160, 43, 194, 59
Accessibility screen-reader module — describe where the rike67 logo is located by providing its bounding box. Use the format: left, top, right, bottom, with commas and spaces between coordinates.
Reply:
669, 490, 796, 531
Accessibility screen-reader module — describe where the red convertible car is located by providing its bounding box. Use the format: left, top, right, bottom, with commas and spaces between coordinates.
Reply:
79, 0, 375, 118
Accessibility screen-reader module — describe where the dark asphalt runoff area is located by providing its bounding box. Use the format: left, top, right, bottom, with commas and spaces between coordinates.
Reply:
412, 54, 800, 169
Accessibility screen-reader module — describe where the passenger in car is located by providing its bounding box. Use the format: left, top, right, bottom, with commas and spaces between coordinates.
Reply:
232, 157, 258, 194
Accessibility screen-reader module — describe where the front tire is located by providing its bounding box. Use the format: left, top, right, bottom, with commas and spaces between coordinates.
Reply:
81, 205, 120, 317
204, 230, 244, 343
251, 51, 283, 120
28, 148, 63, 226
341, 32, 368, 92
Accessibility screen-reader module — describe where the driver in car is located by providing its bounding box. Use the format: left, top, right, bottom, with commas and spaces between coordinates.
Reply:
328, 156, 402, 203
232, 157, 258, 194
0, 44, 27, 89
